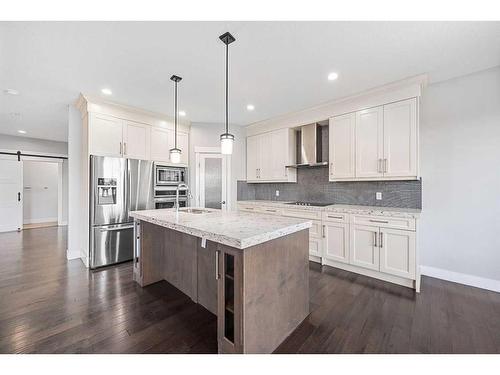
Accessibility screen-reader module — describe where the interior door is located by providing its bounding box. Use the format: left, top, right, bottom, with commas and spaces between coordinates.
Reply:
350, 224, 380, 270
324, 222, 350, 264
198, 153, 227, 210
329, 113, 356, 179
123, 121, 150, 160
0, 158, 23, 232
383, 98, 417, 178
89, 114, 123, 157
379, 228, 416, 279
355, 106, 384, 178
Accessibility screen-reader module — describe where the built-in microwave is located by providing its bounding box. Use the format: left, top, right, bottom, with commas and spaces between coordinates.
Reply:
154, 165, 186, 186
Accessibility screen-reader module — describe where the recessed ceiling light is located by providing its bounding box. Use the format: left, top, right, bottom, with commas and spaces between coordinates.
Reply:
178, 111, 186, 117
4, 89, 20, 96
328, 72, 339, 81
246, 104, 255, 111
18, 130, 26, 134
101, 88, 112, 95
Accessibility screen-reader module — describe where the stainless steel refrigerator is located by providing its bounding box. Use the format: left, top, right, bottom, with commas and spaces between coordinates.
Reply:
89, 155, 153, 269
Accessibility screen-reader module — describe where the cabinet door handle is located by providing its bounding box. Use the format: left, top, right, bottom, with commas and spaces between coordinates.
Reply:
327, 215, 343, 219
18, 192, 21, 202
377, 158, 382, 173
124, 142, 127, 155
369, 219, 389, 224
330, 162, 333, 173
119, 142, 123, 155
322, 225, 326, 238
384, 159, 388, 173
373, 231, 377, 247
380, 232, 383, 248
215, 250, 220, 280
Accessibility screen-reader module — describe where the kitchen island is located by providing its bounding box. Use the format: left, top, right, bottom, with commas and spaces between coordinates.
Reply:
130, 208, 312, 354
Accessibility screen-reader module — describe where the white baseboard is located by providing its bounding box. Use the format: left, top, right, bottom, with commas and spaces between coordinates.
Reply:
23, 217, 58, 224
66, 250, 81, 260
420, 265, 500, 293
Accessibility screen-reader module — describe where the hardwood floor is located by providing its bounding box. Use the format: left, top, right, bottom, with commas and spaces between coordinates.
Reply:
0, 227, 499, 354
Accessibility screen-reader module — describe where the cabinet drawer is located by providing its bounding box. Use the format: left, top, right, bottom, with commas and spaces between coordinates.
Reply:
259, 207, 282, 215
351, 214, 415, 231
322, 211, 349, 223
282, 209, 322, 220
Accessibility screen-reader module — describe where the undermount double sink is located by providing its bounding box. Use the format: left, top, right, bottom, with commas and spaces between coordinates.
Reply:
178, 208, 212, 214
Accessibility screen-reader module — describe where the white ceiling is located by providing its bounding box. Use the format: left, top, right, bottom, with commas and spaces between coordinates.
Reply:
1, 21, 499, 142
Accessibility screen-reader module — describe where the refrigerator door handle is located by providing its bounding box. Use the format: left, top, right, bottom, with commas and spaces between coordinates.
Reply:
99, 224, 134, 232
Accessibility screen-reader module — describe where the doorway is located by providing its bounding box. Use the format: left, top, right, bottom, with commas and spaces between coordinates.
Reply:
195, 148, 230, 210
0, 153, 66, 233
23, 160, 60, 229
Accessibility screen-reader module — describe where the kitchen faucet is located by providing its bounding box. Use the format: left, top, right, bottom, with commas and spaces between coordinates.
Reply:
175, 183, 190, 213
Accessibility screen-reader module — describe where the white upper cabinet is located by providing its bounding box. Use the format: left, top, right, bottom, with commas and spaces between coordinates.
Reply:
329, 113, 355, 180
150, 127, 172, 163
246, 128, 296, 183
383, 98, 417, 178
328, 97, 419, 181
89, 114, 124, 157
150, 128, 189, 165
177, 132, 189, 165
246, 135, 260, 181
355, 106, 384, 178
123, 121, 150, 160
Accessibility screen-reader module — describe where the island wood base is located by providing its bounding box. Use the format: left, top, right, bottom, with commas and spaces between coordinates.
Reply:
133, 220, 310, 354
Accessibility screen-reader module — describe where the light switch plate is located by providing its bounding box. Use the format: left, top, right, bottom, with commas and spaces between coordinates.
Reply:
275, 190, 280, 197
376, 192, 382, 200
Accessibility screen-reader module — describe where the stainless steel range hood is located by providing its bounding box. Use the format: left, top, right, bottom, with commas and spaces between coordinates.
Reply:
286, 123, 328, 168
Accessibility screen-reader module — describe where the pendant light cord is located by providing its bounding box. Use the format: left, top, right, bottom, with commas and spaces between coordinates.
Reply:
225, 42, 229, 134
174, 81, 178, 149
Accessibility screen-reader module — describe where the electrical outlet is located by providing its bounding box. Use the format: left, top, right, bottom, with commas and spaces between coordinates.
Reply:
376, 192, 382, 200
275, 190, 280, 197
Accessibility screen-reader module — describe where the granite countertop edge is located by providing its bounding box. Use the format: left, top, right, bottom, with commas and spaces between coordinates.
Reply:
130, 210, 312, 250
237, 200, 421, 218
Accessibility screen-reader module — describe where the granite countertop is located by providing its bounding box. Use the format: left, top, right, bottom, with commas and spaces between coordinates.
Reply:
130, 208, 312, 250
237, 200, 421, 218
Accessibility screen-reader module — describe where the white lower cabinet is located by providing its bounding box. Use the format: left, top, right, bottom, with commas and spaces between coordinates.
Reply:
309, 237, 323, 258
379, 228, 416, 279
236, 203, 419, 291
323, 222, 350, 264
350, 224, 380, 271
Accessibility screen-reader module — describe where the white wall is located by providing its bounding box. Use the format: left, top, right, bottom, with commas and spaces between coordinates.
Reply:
188, 122, 246, 210
420, 66, 500, 288
0, 134, 68, 224
23, 161, 59, 224
0, 134, 68, 155
67, 105, 83, 260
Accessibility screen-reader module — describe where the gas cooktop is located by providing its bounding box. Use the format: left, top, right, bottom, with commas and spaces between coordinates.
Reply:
285, 201, 333, 207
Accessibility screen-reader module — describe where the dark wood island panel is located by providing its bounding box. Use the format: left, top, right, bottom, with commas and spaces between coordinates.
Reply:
133, 220, 310, 353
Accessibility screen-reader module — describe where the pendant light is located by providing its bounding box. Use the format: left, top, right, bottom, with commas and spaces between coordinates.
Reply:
169, 74, 182, 164
219, 32, 236, 155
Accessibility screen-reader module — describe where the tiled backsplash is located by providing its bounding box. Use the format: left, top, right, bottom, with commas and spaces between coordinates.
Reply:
237, 167, 422, 209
